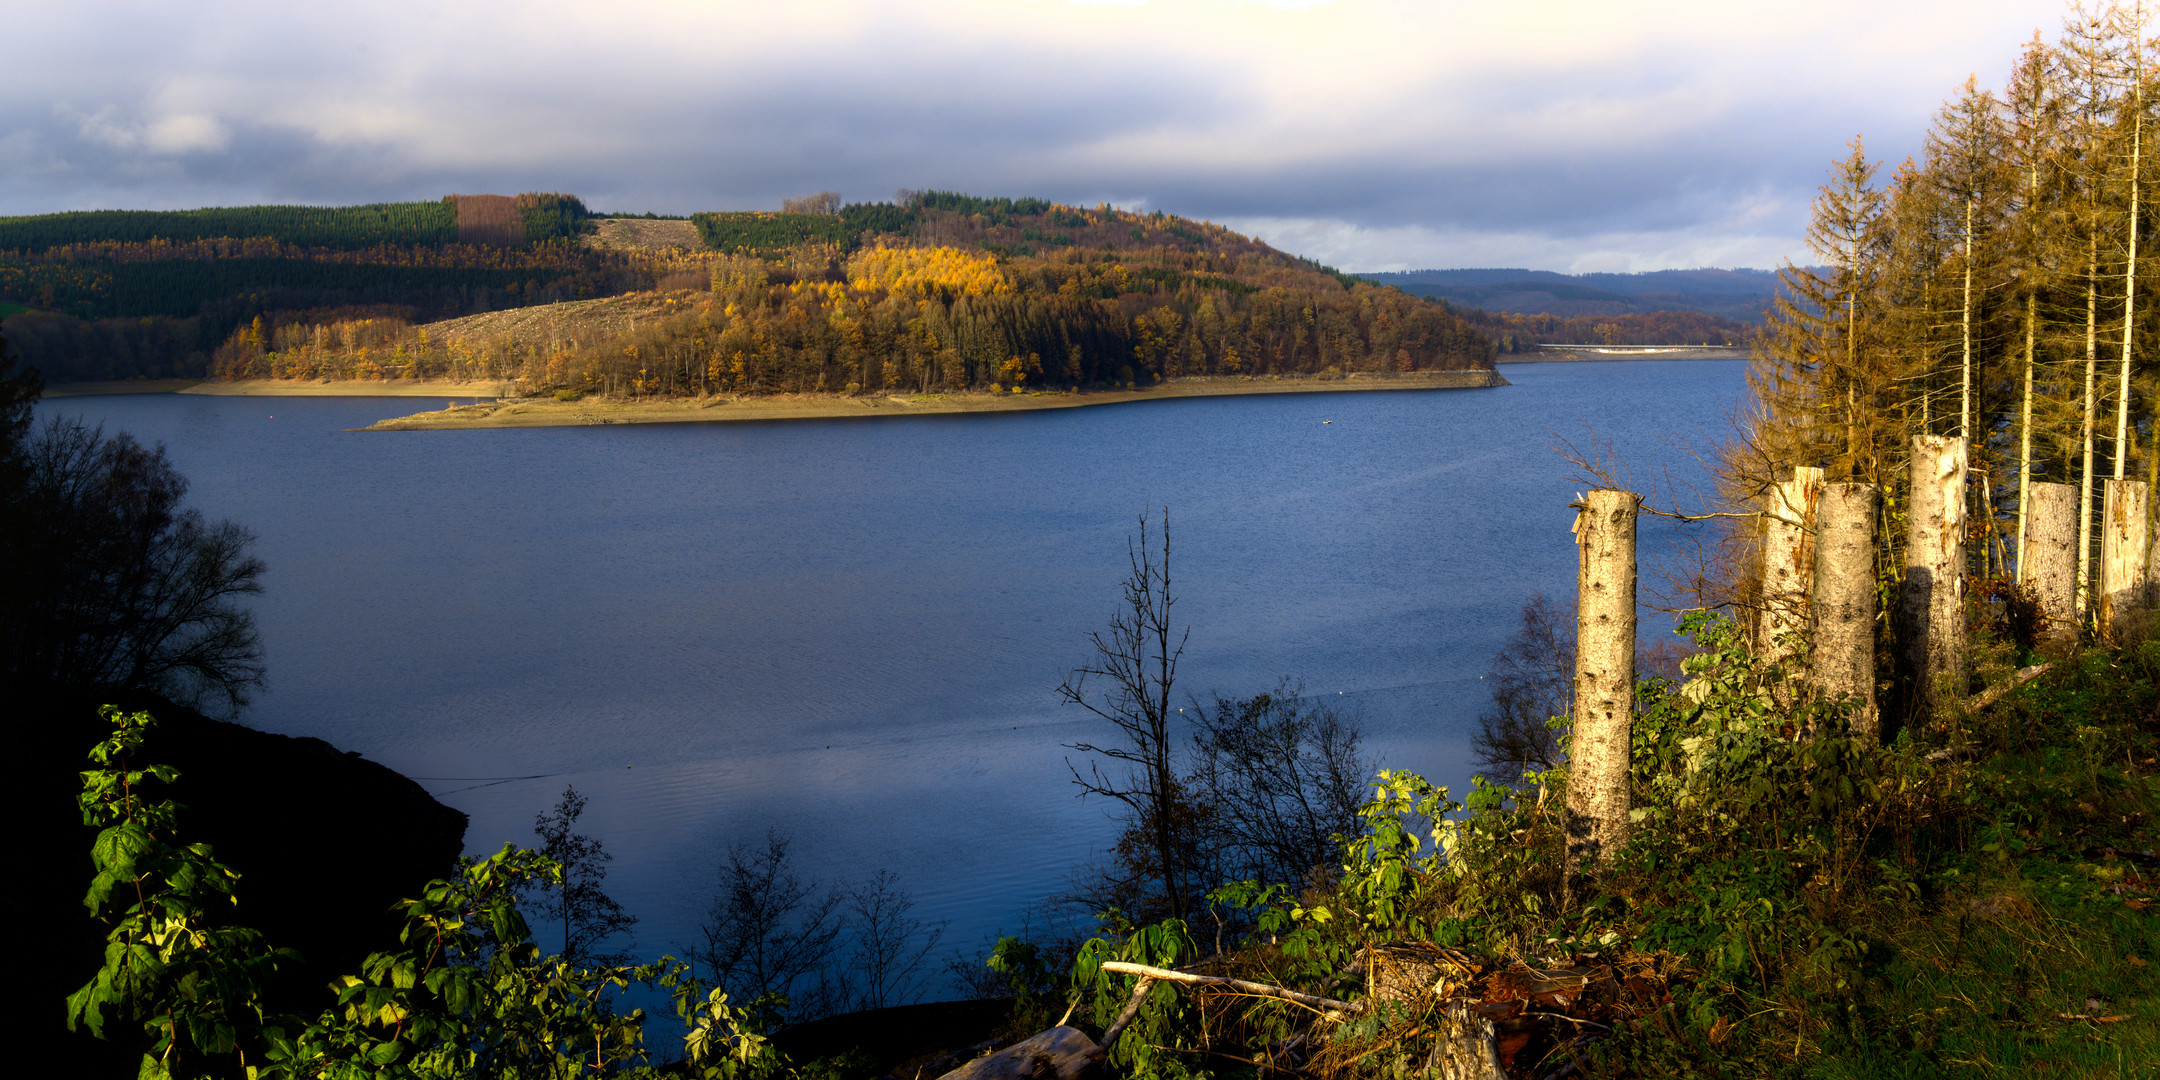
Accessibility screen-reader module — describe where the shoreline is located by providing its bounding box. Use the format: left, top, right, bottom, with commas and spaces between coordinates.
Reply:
44, 378, 513, 399
1497, 346, 1749, 364
356, 370, 1509, 431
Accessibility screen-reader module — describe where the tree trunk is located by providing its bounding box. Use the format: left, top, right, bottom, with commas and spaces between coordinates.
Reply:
1567, 489, 1637, 865
1962, 197, 1975, 444
2026, 481, 2081, 645
2121, 24, 2145, 483
1759, 467, 1825, 668
1812, 482, 1880, 739
2102, 478, 2151, 638
2082, 249, 2100, 614
1902, 436, 1968, 718
2017, 292, 2037, 579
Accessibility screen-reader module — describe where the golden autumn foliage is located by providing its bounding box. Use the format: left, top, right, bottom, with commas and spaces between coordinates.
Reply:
847, 246, 1010, 301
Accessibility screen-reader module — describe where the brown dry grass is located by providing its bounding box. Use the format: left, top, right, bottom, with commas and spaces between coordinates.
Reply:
587, 218, 701, 251
413, 293, 681, 349
453, 194, 523, 247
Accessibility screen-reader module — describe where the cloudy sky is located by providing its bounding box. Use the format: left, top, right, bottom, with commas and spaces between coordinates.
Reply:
6, 0, 2064, 272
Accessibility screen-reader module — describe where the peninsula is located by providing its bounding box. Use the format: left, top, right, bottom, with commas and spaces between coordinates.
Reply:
357, 370, 1507, 430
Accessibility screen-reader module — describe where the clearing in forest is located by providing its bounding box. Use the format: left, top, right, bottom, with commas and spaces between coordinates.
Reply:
452, 194, 523, 246
415, 292, 681, 348
587, 218, 701, 251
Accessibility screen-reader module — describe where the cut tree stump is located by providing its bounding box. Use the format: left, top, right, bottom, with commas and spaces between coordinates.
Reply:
1426, 1001, 1505, 1080
1811, 481, 1879, 738
2024, 481, 2078, 643
1758, 466, 1824, 666
1569, 489, 1639, 863
2101, 478, 2151, 640
1902, 435, 1967, 717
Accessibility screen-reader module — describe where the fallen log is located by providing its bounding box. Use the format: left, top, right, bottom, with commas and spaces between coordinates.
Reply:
1925, 663, 2056, 763
1098, 961, 1363, 1017
1965, 662, 2051, 713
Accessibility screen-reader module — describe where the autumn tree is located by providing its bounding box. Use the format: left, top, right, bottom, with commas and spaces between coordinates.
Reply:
781, 191, 842, 216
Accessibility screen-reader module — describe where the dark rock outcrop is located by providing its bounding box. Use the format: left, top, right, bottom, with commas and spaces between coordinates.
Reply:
8, 687, 467, 1076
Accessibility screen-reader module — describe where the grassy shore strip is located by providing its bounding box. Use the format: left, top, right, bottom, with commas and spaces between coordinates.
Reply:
357, 370, 1509, 431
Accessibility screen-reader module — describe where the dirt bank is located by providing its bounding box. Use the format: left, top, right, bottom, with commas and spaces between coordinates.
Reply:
360, 370, 1509, 431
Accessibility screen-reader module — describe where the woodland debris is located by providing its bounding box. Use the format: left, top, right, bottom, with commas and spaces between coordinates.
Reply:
1098, 961, 1362, 1016
1424, 1001, 1504, 1080
1964, 662, 2052, 713
930, 1027, 1101, 1080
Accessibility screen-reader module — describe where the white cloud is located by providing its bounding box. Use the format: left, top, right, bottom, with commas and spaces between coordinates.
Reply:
0, 0, 2074, 268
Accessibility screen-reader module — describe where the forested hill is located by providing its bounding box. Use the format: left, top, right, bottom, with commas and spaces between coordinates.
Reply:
2, 190, 1496, 392
0, 193, 632, 383
198, 191, 1497, 396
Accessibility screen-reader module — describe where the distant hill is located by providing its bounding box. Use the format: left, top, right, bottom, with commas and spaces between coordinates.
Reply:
0, 193, 639, 383
1361, 267, 1786, 324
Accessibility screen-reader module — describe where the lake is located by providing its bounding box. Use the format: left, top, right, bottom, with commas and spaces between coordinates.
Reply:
42, 359, 1750, 994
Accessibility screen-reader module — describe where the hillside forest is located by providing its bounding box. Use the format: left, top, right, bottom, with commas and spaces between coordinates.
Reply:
0, 191, 1497, 394
0, 188, 1787, 395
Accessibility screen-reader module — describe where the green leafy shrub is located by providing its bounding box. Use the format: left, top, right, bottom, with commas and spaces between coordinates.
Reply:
69, 706, 797, 1080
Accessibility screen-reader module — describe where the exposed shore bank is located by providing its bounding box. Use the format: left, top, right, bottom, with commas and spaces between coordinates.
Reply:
1496, 345, 1749, 363
356, 369, 1509, 431
44, 378, 511, 399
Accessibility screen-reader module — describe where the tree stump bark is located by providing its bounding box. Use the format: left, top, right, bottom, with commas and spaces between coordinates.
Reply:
2101, 478, 2151, 639
1425, 1001, 1505, 1080
2024, 481, 2078, 644
1759, 466, 1825, 668
1811, 481, 1879, 739
1901, 436, 1967, 719
1567, 489, 1638, 865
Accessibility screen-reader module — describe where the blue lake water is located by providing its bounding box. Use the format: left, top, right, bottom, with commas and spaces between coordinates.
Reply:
42, 359, 1749, 992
